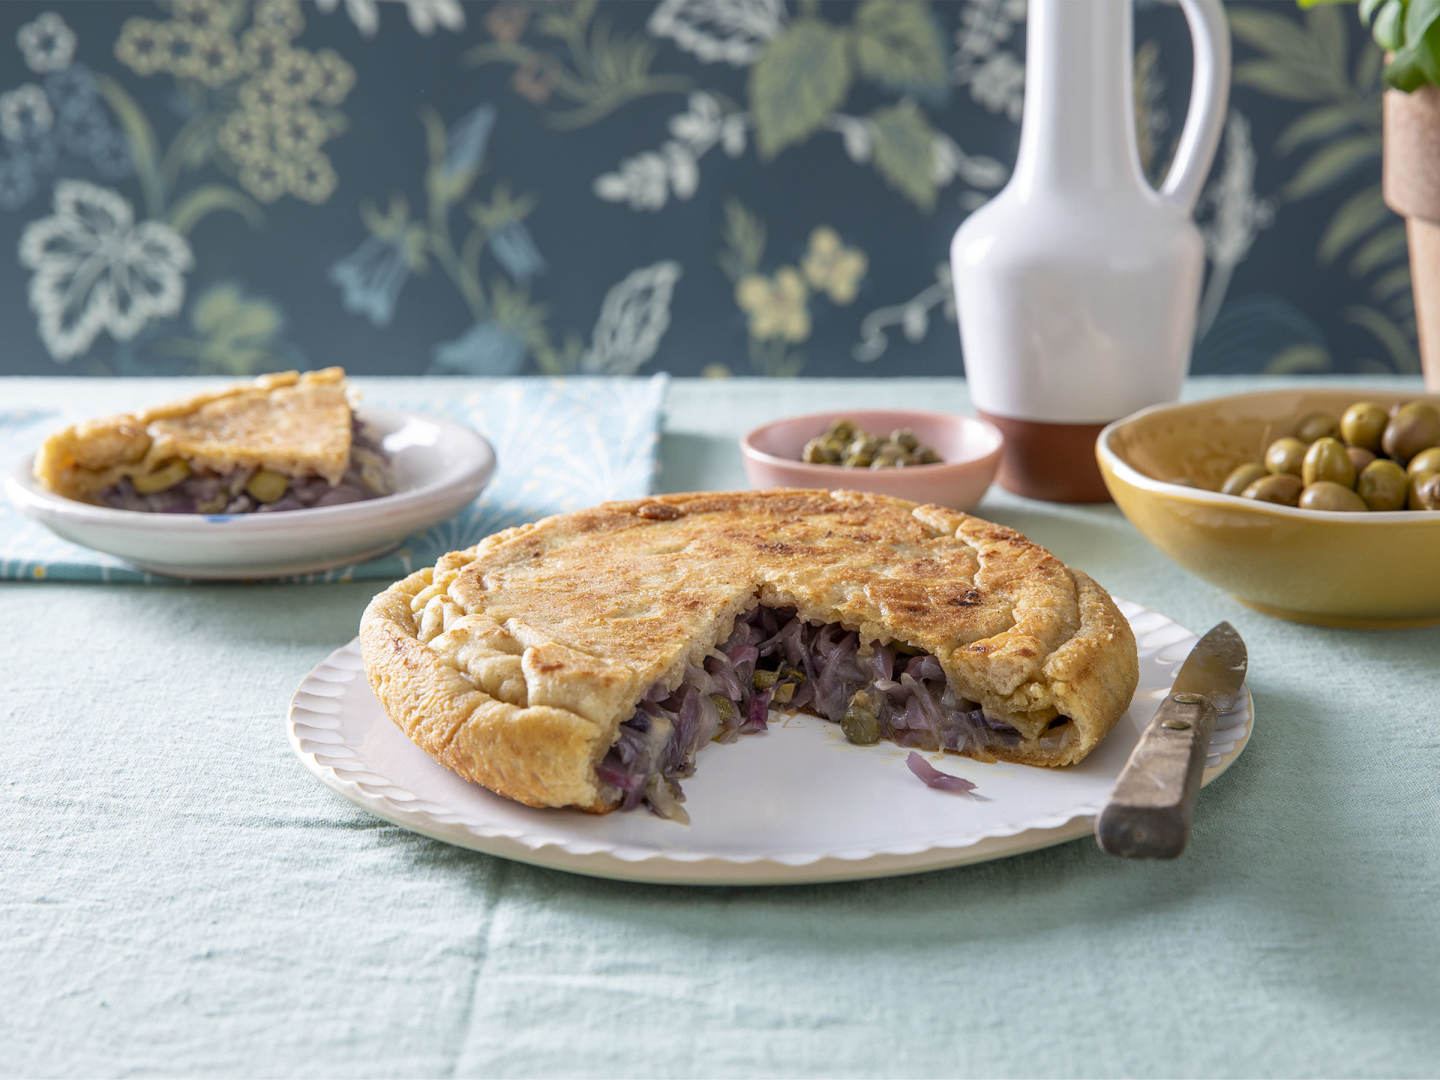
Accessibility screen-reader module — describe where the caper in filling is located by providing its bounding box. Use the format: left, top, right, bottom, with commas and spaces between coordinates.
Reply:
595, 605, 1070, 820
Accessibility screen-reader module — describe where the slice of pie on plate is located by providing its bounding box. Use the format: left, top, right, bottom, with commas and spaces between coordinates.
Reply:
33, 368, 392, 514
360, 490, 1140, 822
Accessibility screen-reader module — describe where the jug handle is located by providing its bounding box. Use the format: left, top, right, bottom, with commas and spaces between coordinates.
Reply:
1158, 0, 1231, 213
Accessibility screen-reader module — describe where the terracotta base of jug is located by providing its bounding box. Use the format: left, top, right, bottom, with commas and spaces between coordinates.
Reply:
975, 412, 1113, 503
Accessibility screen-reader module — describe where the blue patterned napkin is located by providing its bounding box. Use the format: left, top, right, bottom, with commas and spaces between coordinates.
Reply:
0, 376, 667, 583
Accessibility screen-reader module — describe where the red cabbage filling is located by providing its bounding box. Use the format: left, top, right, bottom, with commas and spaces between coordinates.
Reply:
596, 605, 1068, 820
98, 419, 389, 514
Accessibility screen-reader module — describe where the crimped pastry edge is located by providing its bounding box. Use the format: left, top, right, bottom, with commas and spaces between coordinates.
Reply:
33, 368, 351, 501
360, 491, 1140, 811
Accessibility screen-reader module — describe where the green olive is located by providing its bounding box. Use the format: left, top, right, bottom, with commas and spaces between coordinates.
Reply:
1346, 446, 1376, 475
245, 468, 290, 504
770, 666, 805, 704
1341, 402, 1389, 451
1406, 446, 1440, 479
1409, 470, 1440, 510
1357, 459, 1409, 512
1264, 437, 1309, 476
1220, 463, 1268, 496
1242, 473, 1303, 506
132, 459, 191, 494
1294, 411, 1340, 442
826, 418, 857, 442
1413, 473, 1440, 511
840, 689, 881, 745
914, 448, 942, 464
1299, 481, 1367, 512
1381, 402, 1440, 464
890, 429, 920, 451
1302, 437, 1356, 489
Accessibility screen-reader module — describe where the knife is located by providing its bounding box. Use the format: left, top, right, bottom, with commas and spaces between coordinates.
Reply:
1095, 621, 1248, 859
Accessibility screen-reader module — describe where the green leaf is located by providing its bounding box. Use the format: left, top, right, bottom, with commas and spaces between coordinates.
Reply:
718, 198, 765, 282
1384, 1, 1440, 88
1404, 0, 1440, 43
192, 284, 282, 342
1348, 222, 1409, 275
1233, 60, 1334, 102
868, 101, 936, 211
1370, 264, 1416, 306
1283, 132, 1382, 198
94, 73, 163, 217
1356, 40, 1384, 88
749, 20, 851, 159
1417, 14, 1440, 84
1385, 49, 1429, 90
1275, 102, 1374, 154
1264, 344, 1333, 375
1359, 0, 1385, 22
1372, 264, 1414, 304
1372, 0, 1405, 49
853, 0, 947, 91
1228, 9, 1323, 62
1231, 9, 1353, 98
1310, 5, 1349, 70
1346, 305, 1420, 371
167, 184, 264, 234
1318, 186, 1393, 261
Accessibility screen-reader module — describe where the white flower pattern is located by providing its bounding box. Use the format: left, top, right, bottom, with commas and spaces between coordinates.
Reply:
0, 84, 54, 141
954, 0, 1026, 120
313, 0, 464, 37
581, 261, 683, 375
16, 12, 76, 74
19, 181, 193, 362
648, 0, 786, 66
594, 93, 745, 212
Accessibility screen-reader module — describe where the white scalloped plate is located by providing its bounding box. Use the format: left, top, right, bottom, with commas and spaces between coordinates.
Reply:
288, 599, 1252, 884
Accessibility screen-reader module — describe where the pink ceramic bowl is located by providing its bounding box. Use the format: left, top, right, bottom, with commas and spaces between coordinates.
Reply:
740, 409, 1004, 510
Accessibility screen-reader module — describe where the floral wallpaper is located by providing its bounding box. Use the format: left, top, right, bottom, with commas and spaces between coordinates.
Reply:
0, 0, 1418, 378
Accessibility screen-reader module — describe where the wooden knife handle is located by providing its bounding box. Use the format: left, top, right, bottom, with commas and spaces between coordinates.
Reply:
1095, 692, 1217, 859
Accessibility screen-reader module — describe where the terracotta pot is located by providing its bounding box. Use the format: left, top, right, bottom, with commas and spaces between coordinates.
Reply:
1383, 85, 1440, 390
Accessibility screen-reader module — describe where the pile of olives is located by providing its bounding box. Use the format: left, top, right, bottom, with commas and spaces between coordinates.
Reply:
802, 418, 943, 468
1217, 400, 1440, 512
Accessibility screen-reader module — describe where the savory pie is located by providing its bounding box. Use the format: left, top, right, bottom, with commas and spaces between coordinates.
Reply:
33, 368, 391, 514
360, 490, 1139, 820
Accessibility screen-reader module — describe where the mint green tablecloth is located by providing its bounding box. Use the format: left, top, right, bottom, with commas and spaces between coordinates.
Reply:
4, 377, 1438, 1078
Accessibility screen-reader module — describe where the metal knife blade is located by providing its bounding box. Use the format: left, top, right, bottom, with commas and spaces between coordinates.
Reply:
1095, 621, 1248, 860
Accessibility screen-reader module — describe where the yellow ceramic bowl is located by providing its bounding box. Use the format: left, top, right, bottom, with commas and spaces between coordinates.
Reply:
1097, 387, 1440, 628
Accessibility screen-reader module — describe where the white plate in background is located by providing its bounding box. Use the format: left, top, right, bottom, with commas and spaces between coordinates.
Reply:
288, 599, 1253, 885
5, 408, 495, 579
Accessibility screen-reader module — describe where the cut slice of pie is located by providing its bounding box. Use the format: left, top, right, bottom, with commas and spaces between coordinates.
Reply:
33, 368, 392, 514
360, 490, 1140, 821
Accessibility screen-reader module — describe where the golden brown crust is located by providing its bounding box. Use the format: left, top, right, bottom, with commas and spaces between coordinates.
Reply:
360, 490, 1140, 811
34, 368, 353, 501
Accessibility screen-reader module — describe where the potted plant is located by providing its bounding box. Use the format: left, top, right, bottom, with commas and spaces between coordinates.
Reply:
1308, 0, 1440, 387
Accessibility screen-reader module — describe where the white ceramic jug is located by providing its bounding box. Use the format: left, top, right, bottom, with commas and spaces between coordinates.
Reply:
950, 0, 1229, 502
